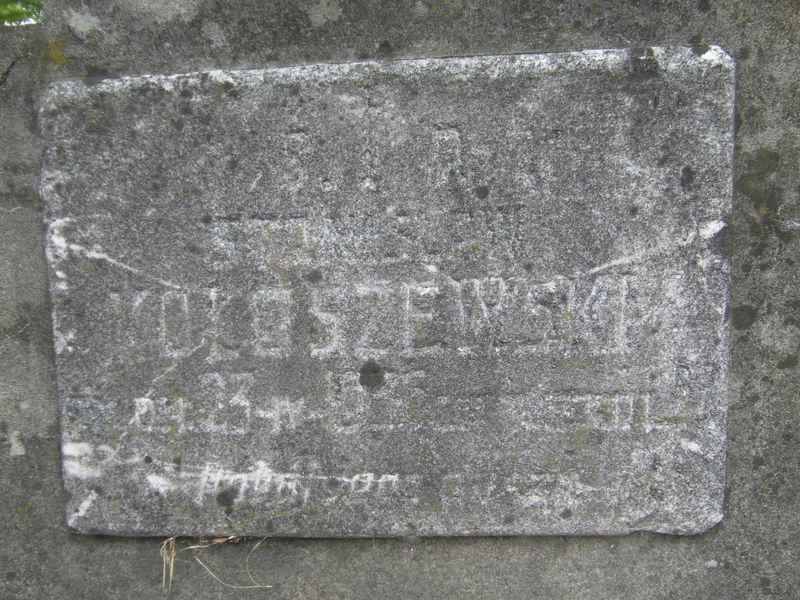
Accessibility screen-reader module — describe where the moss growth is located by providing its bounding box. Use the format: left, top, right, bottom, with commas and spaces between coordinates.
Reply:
43, 39, 67, 65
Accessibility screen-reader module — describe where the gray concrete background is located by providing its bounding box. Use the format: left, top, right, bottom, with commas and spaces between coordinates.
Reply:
0, 0, 797, 598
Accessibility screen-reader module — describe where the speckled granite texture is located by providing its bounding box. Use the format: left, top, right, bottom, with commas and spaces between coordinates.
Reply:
40, 47, 734, 537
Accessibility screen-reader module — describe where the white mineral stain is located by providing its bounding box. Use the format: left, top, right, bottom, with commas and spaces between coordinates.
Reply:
8, 430, 25, 456
63, 459, 102, 479
248, 172, 263, 192
699, 45, 735, 67
201, 21, 226, 47
62, 442, 102, 478
62, 441, 94, 457
68, 9, 103, 38
586, 253, 642, 275
46, 218, 72, 263
700, 219, 726, 239
305, 0, 343, 28
131, 397, 154, 425
53, 329, 75, 354
680, 439, 703, 455
147, 474, 176, 494
75, 490, 98, 517
46, 218, 181, 290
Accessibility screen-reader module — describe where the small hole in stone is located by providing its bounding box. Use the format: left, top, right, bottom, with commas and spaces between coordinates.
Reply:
305, 268, 323, 283
475, 185, 490, 199
216, 486, 238, 510
359, 359, 385, 390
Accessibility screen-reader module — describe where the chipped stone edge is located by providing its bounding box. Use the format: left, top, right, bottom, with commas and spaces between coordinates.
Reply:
37, 45, 734, 112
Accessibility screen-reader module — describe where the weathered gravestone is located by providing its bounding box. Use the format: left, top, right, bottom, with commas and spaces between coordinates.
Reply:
40, 46, 735, 536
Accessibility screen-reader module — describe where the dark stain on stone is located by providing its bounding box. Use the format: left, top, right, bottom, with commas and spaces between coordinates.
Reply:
737, 46, 751, 61
559, 508, 573, 519
698, 0, 711, 11
475, 185, 490, 199
708, 219, 732, 259
749, 237, 768, 258
305, 268, 323, 283
690, 44, 710, 57
201, 214, 213, 225
777, 355, 798, 369
731, 305, 758, 330
359, 359, 385, 390
737, 149, 786, 243
629, 47, 660, 81
84, 65, 109, 84
752, 147, 781, 174
226, 157, 239, 171
680, 165, 695, 191
143, 455, 153, 464
0, 311, 31, 343
216, 486, 239, 514
378, 40, 393, 57
223, 81, 241, 98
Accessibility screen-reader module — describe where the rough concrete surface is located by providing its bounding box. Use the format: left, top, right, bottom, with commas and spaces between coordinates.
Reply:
41, 48, 734, 537
1, 0, 798, 597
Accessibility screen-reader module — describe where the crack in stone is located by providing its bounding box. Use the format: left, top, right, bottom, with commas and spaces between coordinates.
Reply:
0, 59, 17, 88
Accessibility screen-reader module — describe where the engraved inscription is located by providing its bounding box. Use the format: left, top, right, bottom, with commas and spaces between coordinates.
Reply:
42, 48, 734, 536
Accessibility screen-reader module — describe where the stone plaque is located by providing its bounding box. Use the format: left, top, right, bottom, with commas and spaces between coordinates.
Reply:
40, 46, 735, 536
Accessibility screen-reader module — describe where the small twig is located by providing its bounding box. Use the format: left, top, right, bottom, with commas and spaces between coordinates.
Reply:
193, 555, 272, 590
160, 537, 177, 595
161, 535, 271, 593
245, 538, 268, 587
180, 536, 242, 552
